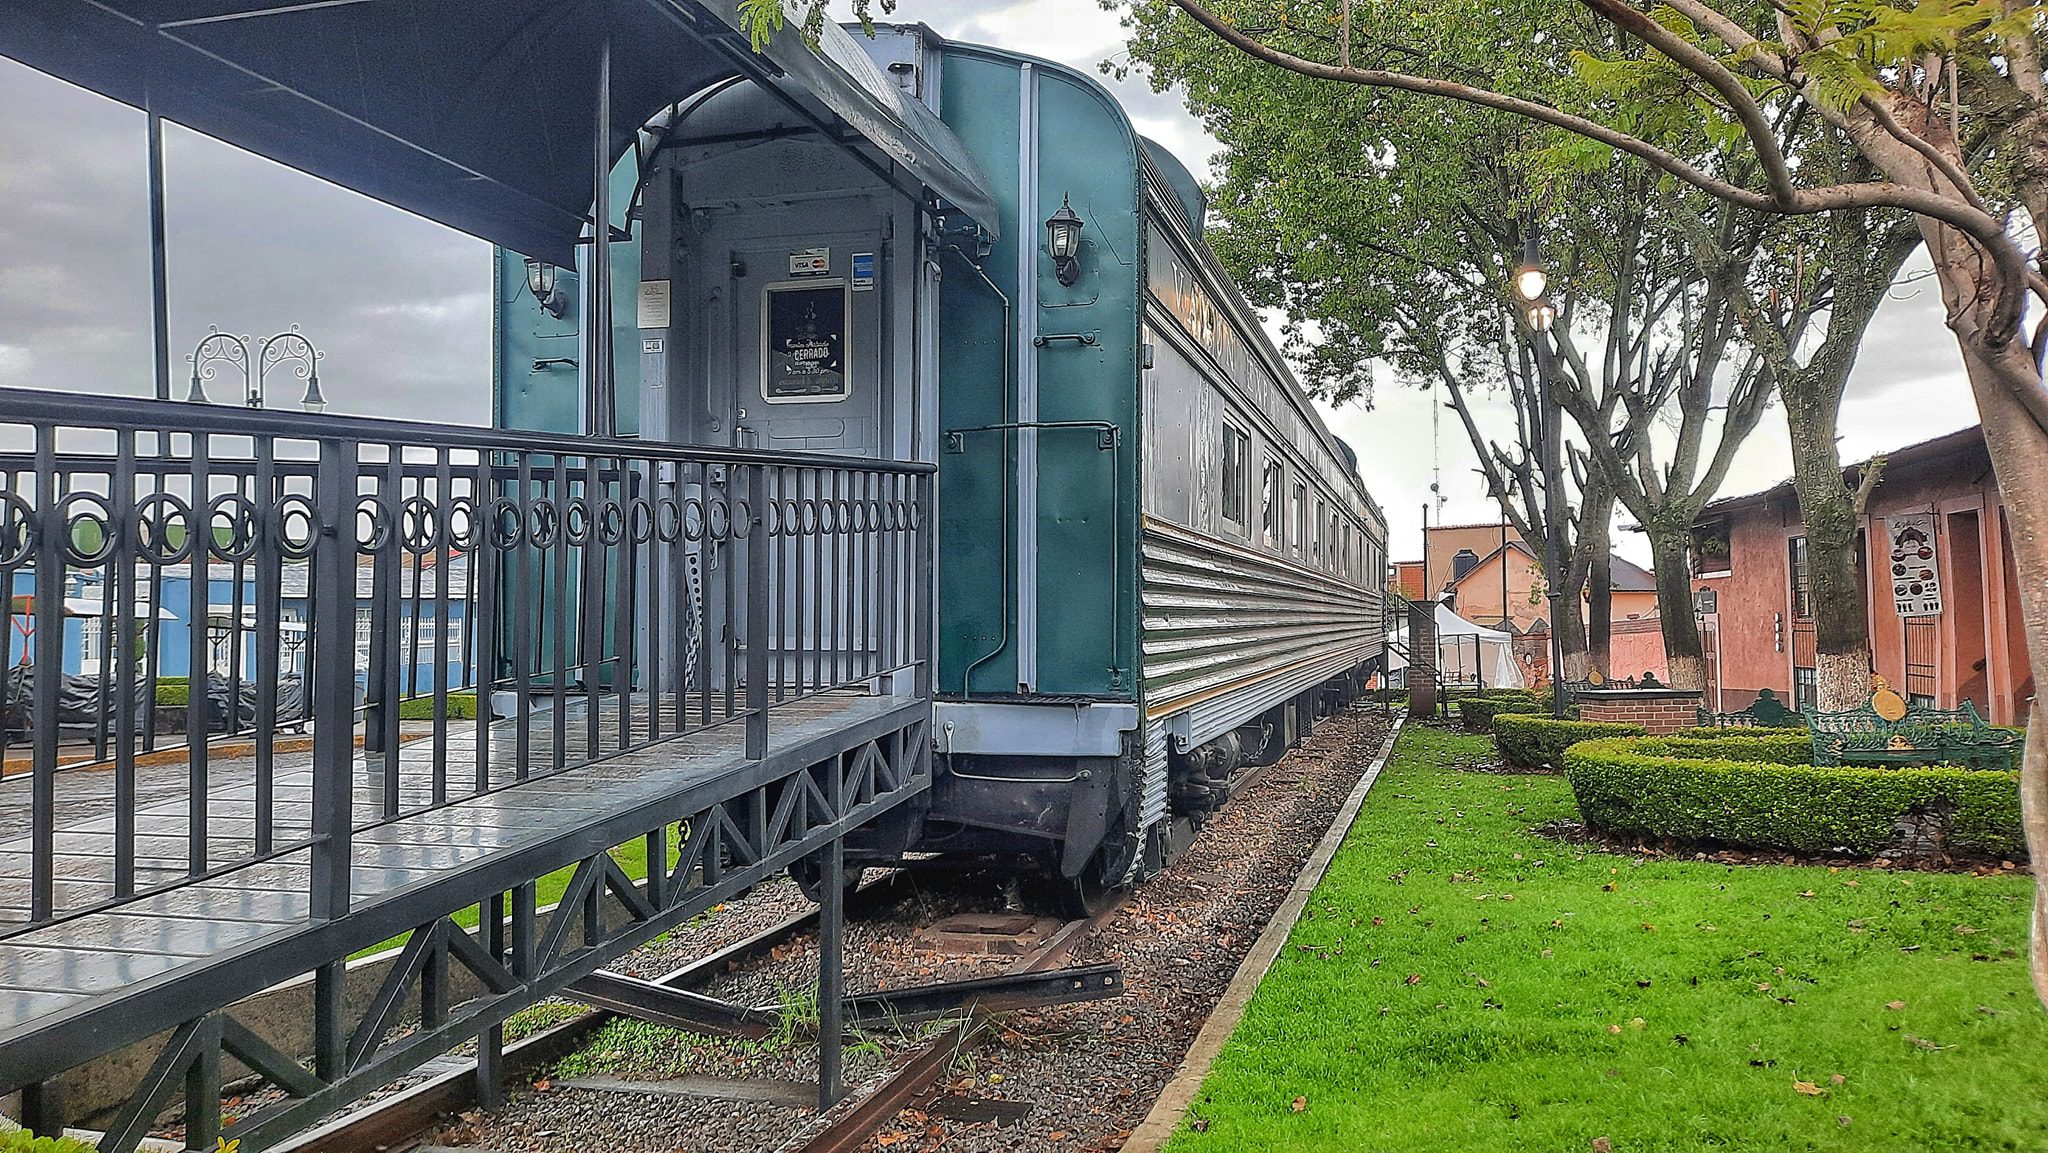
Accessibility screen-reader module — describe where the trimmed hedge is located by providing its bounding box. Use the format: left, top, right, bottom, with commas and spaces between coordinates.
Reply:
1457, 694, 1546, 733
397, 692, 480, 721
1565, 736, 2025, 858
1651, 729, 1813, 766
1493, 714, 1646, 771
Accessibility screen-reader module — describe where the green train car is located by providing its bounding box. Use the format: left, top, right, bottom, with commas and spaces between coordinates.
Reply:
494, 23, 1386, 911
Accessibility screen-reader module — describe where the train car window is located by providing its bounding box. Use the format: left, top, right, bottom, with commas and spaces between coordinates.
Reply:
1260, 462, 1284, 549
1292, 483, 1308, 557
1222, 423, 1251, 531
1313, 498, 1326, 564
1330, 510, 1342, 572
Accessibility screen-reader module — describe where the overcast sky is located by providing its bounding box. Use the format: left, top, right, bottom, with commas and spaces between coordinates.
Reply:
0, 1, 1978, 563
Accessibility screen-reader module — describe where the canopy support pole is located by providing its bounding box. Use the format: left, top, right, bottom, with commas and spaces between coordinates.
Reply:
586, 36, 615, 437
147, 105, 172, 402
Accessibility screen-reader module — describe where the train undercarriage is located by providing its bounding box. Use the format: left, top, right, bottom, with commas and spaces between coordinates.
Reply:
814, 660, 1377, 914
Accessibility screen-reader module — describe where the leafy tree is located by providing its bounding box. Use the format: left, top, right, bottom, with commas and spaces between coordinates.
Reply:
1124, 14, 1776, 688
1120, 0, 2048, 1002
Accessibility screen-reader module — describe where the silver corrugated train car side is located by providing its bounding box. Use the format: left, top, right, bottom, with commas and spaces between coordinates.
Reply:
1133, 152, 1388, 867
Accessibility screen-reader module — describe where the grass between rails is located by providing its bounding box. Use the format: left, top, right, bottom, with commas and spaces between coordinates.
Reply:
1168, 725, 2048, 1152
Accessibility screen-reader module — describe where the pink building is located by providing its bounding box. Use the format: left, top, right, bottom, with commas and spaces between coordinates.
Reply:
1689, 426, 2033, 723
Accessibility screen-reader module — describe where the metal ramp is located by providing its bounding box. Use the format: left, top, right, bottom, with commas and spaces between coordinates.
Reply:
0, 390, 935, 1150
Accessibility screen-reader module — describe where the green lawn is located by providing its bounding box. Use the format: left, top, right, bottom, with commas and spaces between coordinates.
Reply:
1169, 724, 2048, 1152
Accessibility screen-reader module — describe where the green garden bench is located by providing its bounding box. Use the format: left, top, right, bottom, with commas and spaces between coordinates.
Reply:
1697, 687, 1803, 729
1803, 695, 2020, 771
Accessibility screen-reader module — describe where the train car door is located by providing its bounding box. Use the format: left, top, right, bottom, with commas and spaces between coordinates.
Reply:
728, 238, 886, 456
715, 234, 891, 693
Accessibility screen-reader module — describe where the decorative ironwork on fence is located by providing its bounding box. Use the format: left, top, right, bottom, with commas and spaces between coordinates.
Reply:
0, 387, 933, 931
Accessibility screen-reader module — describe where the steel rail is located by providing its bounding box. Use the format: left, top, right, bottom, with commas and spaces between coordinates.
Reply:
272, 871, 925, 1153
790, 896, 1126, 1153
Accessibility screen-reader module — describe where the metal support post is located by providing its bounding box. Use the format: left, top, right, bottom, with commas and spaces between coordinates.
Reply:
313, 960, 345, 1081
818, 835, 845, 1109
147, 107, 172, 403
1535, 331, 1566, 717
183, 1016, 223, 1152
309, 439, 355, 920
21, 1080, 65, 1137
745, 465, 770, 760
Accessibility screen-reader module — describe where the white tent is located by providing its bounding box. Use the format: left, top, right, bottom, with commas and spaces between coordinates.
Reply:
1387, 602, 1524, 690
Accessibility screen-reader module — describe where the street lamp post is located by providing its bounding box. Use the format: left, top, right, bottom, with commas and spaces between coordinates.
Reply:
258, 327, 326, 413
187, 328, 250, 405
1514, 233, 1567, 718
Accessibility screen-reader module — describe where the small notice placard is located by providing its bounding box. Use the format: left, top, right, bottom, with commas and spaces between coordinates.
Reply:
636, 280, 671, 329
789, 247, 831, 277
764, 283, 848, 401
851, 252, 877, 291
1885, 513, 1943, 617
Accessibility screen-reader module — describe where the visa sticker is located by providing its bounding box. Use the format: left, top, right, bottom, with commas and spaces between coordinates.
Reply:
851, 252, 877, 291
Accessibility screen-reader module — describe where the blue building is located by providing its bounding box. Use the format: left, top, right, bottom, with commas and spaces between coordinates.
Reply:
6, 552, 472, 696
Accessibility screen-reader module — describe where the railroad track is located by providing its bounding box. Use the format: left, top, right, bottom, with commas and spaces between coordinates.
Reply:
270, 873, 1121, 1153
785, 898, 1127, 1153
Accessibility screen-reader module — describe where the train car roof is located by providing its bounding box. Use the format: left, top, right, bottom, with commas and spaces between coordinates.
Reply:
1136, 149, 1384, 525
0, 2, 1001, 263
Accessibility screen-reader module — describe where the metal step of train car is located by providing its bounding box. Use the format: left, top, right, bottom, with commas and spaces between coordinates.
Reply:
491, 23, 1389, 915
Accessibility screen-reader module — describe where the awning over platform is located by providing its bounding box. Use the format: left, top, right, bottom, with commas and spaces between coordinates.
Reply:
0, 1, 1001, 262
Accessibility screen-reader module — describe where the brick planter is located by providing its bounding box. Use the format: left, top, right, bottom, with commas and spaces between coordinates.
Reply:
1576, 687, 1703, 735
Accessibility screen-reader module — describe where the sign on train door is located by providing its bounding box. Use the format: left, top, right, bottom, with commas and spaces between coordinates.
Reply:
729, 238, 885, 456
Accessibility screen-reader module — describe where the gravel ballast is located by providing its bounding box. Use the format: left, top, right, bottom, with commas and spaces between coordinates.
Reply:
434, 705, 1394, 1152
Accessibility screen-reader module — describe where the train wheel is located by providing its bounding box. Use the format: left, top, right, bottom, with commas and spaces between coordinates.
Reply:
1055, 828, 1137, 919
789, 856, 864, 905
1054, 863, 1127, 919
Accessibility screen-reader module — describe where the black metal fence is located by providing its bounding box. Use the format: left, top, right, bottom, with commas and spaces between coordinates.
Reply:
0, 388, 931, 928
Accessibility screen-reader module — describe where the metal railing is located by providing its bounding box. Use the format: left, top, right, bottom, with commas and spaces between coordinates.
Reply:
0, 388, 932, 928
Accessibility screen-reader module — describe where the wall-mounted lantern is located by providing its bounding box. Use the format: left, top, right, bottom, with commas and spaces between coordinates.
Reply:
524, 256, 570, 319
1046, 195, 1085, 286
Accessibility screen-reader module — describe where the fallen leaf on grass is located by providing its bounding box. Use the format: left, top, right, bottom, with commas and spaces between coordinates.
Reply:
1476, 977, 1491, 988
1829, 1074, 1847, 1085
1794, 1080, 1827, 1097
1798, 890, 1817, 899
1405, 973, 1423, 985
1886, 1001, 1907, 1010
1906, 1035, 1950, 1051
1291, 1097, 1308, 1113
1191, 1119, 1211, 1133
1607, 1024, 1623, 1034
1756, 982, 1773, 992
1629, 1017, 1646, 1029
1591, 1138, 1611, 1152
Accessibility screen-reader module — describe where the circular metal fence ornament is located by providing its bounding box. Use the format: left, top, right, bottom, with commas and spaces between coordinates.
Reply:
354, 496, 393, 554
597, 499, 626, 545
0, 493, 36, 567
206, 493, 262, 562
488, 498, 525, 548
272, 494, 318, 559
58, 492, 117, 566
134, 492, 195, 564
445, 496, 478, 552
400, 496, 441, 554
563, 498, 592, 545
527, 501, 559, 548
